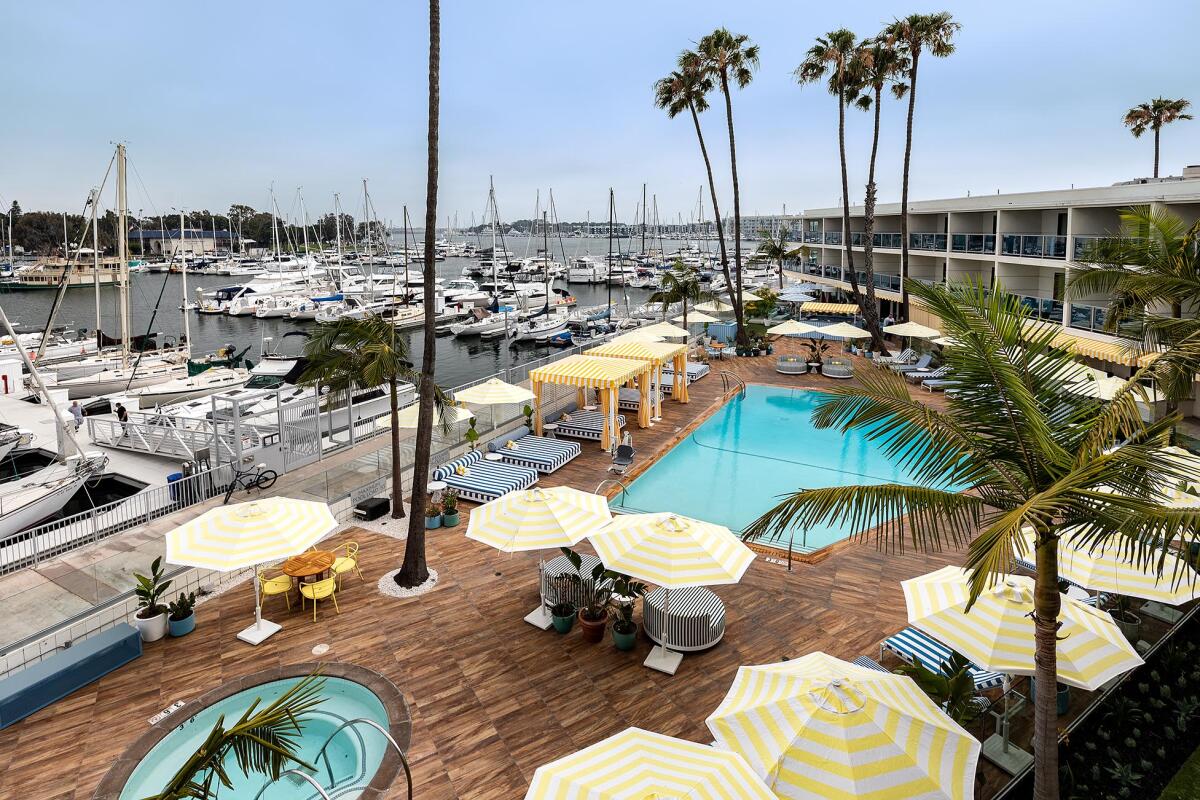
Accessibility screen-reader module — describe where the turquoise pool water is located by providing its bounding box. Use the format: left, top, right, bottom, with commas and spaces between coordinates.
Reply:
610, 385, 941, 550
119, 676, 389, 800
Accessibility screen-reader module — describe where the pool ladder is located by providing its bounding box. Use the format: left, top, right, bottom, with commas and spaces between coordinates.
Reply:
250, 717, 413, 800
719, 371, 746, 399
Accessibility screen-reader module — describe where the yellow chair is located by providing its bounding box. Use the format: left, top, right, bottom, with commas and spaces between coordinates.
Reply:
331, 542, 363, 588
259, 569, 294, 611
299, 577, 339, 622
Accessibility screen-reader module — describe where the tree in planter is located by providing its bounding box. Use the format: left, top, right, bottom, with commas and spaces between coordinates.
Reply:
803, 338, 833, 366
744, 280, 1198, 800
604, 570, 648, 647
134, 556, 172, 621
463, 417, 480, 450
562, 547, 613, 642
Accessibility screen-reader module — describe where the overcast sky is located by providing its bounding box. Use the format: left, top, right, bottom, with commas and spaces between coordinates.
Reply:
3, 1, 1197, 224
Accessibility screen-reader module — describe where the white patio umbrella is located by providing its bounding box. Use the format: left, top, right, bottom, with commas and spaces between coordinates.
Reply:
675, 311, 721, 325
767, 320, 819, 337
165, 497, 337, 645
816, 322, 872, 340
697, 299, 736, 314
452, 378, 535, 430
884, 321, 941, 339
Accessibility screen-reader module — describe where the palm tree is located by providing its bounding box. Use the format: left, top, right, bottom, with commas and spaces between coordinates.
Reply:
851, 37, 909, 352
796, 30, 886, 346
696, 28, 759, 348
756, 225, 806, 289
649, 262, 715, 328
399, 0, 441, 588
152, 674, 325, 799
653, 57, 739, 343
745, 279, 1194, 800
301, 316, 421, 521
1123, 97, 1193, 178
883, 12, 960, 313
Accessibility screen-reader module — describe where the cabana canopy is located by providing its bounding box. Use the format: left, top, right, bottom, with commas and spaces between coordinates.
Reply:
586, 338, 690, 417
529, 354, 652, 449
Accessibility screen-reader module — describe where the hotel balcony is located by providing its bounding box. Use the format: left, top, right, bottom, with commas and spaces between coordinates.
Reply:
1000, 233, 1067, 260
1005, 292, 1065, 324
823, 231, 842, 245
908, 232, 948, 252
802, 231, 822, 245
950, 233, 997, 255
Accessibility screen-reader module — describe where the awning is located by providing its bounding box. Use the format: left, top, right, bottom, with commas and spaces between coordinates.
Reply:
529, 353, 648, 389
587, 338, 687, 365
1025, 321, 1159, 367
801, 302, 858, 316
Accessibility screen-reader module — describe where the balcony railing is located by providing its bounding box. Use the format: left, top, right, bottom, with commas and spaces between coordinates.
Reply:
824, 231, 843, 245
803, 231, 822, 244
1000, 233, 1067, 259
1069, 303, 1108, 333
848, 232, 904, 249
1005, 292, 1065, 323
950, 233, 996, 254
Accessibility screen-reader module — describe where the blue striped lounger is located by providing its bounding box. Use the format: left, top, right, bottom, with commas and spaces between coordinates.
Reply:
494, 434, 580, 474
617, 387, 662, 412
881, 627, 1006, 690
553, 410, 626, 441
431, 450, 538, 504
660, 362, 710, 395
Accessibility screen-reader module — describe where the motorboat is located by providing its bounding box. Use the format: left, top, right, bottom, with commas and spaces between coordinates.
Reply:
126, 367, 250, 408
0, 452, 108, 539
567, 256, 605, 284
450, 307, 509, 337
441, 278, 489, 308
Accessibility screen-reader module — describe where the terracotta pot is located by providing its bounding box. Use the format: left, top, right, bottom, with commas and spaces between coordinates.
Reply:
577, 610, 607, 643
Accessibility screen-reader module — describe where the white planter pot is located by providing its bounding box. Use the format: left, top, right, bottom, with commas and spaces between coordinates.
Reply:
135, 610, 169, 642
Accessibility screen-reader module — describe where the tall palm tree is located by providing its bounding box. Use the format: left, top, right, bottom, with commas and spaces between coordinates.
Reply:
755, 226, 805, 289
851, 37, 909, 352
883, 12, 960, 314
696, 28, 759, 348
653, 57, 739, 342
301, 316, 421, 520
796, 30, 885, 344
1123, 97, 1193, 178
399, 0, 441, 588
745, 280, 1194, 800
649, 262, 715, 328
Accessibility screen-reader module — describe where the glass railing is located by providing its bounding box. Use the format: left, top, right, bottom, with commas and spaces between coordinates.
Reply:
950, 233, 996, 254
803, 263, 824, 277
1068, 303, 1108, 332
1006, 293, 1065, 323
907, 275, 942, 286
909, 232, 947, 251
848, 232, 904, 248
1000, 234, 1067, 259
852, 271, 902, 291
803, 232, 822, 244
824, 232, 843, 245
822, 264, 844, 280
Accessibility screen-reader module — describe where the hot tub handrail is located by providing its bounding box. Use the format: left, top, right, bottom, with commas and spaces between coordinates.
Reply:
314, 717, 413, 800
251, 768, 332, 800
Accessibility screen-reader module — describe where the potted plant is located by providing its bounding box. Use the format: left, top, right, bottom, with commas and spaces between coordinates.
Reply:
522, 404, 534, 429
804, 339, 831, 368
1106, 595, 1142, 643
424, 495, 442, 530
133, 556, 172, 642
895, 650, 986, 726
548, 599, 577, 634
605, 571, 647, 651
168, 591, 197, 637
463, 418, 480, 451
441, 490, 460, 527
762, 337, 773, 355
563, 548, 612, 644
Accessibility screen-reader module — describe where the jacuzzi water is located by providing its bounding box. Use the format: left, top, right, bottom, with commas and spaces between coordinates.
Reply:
119, 676, 390, 800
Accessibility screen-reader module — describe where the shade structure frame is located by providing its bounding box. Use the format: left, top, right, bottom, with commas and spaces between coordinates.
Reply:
585, 338, 690, 411
529, 353, 652, 450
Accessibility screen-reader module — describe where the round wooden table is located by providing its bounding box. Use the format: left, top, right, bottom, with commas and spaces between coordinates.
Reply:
282, 550, 336, 583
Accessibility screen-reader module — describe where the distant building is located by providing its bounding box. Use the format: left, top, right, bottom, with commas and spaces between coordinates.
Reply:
128, 228, 234, 256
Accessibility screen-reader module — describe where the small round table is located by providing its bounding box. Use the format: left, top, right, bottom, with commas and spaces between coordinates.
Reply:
542, 422, 559, 439
582, 405, 598, 412
426, 480, 448, 503
484, 452, 504, 461
282, 550, 336, 584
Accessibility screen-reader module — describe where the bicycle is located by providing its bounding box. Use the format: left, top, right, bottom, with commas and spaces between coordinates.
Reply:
223, 462, 278, 504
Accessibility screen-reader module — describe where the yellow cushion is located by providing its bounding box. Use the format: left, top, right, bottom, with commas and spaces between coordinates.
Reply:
332, 556, 355, 573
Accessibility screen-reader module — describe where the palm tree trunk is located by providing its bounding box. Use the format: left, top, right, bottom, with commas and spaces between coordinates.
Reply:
720, 72, 749, 348
688, 101, 737, 340
836, 78, 867, 326
1153, 126, 1161, 178
860, 88, 887, 352
398, 0, 439, 588
1032, 528, 1062, 800
900, 49, 920, 318
389, 380, 405, 519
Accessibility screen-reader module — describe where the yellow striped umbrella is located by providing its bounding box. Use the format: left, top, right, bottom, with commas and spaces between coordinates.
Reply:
525, 727, 776, 800
706, 652, 980, 800
674, 311, 721, 325
902, 567, 1143, 690
589, 513, 755, 588
466, 486, 612, 553
1017, 528, 1200, 605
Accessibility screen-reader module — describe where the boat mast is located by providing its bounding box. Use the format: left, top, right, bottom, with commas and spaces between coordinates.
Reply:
607, 188, 614, 312
179, 209, 191, 355
641, 183, 646, 255
299, 188, 310, 265
0, 305, 83, 459
269, 185, 280, 263
362, 179, 372, 265
90, 188, 101, 351
334, 193, 344, 262
117, 144, 130, 369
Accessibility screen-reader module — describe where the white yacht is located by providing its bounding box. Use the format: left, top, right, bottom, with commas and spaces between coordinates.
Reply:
509, 311, 571, 343
450, 308, 509, 337
441, 278, 489, 308
0, 453, 109, 540
567, 257, 605, 284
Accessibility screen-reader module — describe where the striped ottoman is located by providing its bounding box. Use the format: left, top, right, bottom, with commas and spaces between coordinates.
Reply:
642, 586, 726, 652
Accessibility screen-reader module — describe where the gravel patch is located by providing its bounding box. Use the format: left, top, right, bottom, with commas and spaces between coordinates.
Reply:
377, 567, 438, 599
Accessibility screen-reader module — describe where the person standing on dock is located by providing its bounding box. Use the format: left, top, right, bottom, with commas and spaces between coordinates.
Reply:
68, 400, 83, 431
115, 402, 128, 437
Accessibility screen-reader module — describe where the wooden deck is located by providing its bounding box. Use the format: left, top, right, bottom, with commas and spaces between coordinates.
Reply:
0, 346, 1011, 800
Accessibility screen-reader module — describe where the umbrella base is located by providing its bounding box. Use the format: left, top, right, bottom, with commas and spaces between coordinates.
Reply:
981, 733, 1033, 775
524, 605, 553, 630
1141, 600, 1183, 625
644, 645, 682, 675
237, 619, 282, 646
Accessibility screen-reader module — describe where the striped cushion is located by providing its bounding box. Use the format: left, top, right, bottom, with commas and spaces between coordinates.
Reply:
432, 450, 536, 502
499, 435, 580, 474
617, 387, 661, 411
642, 586, 726, 652
541, 553, 604, 607
432, 449, 483, 481
881, 627, 1005, 690
554, 410, 627, 441
851, 655, 891, 673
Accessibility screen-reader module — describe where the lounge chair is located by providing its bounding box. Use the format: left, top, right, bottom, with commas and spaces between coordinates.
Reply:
821, 357, 854, 379
432, 450, 539, 503
874, 348, 916, 368
776, 355, 808, 375
659, 362, 710, 395
851, 655, 891, 673
881, 627, 1005, 691
642, 586, 726, 652
488, 426, 580, 474
553, 409, 626, 442
890, 354, 932, 373
905, 364, 952, 384
618, 386, 663, 412
922, 379, 961, 393
610, 435, 636, 474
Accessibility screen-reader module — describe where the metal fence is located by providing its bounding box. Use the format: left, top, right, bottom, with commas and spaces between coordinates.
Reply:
0, 463, 234, 575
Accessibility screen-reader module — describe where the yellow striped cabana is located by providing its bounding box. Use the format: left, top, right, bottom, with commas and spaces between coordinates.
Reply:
585, 338, 690, 420
800, 302, 858, 316
528, 354, 651, 450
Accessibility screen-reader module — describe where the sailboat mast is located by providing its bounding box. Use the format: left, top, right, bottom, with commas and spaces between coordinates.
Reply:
607, 188, 614, 312
90, 189, 101, 350
117, 144, 130, 369
641, 183, 646, 255
270, 185, 280, 262
362, 179, 372, 264
334, 193, 343, 261
179, 209, 190, 353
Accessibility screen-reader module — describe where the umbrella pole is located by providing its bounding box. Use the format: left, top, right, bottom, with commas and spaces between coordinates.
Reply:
981, 675, 1033, 774
237, 561, 283, 646
523, 557, 553, 630
644, 585, 683, 675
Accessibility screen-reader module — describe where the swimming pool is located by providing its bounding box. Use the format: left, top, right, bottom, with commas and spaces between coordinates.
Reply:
115, 672, 399, 800
610, 385, 942, 551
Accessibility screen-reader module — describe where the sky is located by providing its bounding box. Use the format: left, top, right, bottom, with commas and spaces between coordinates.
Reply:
3, 1, 1198, 226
